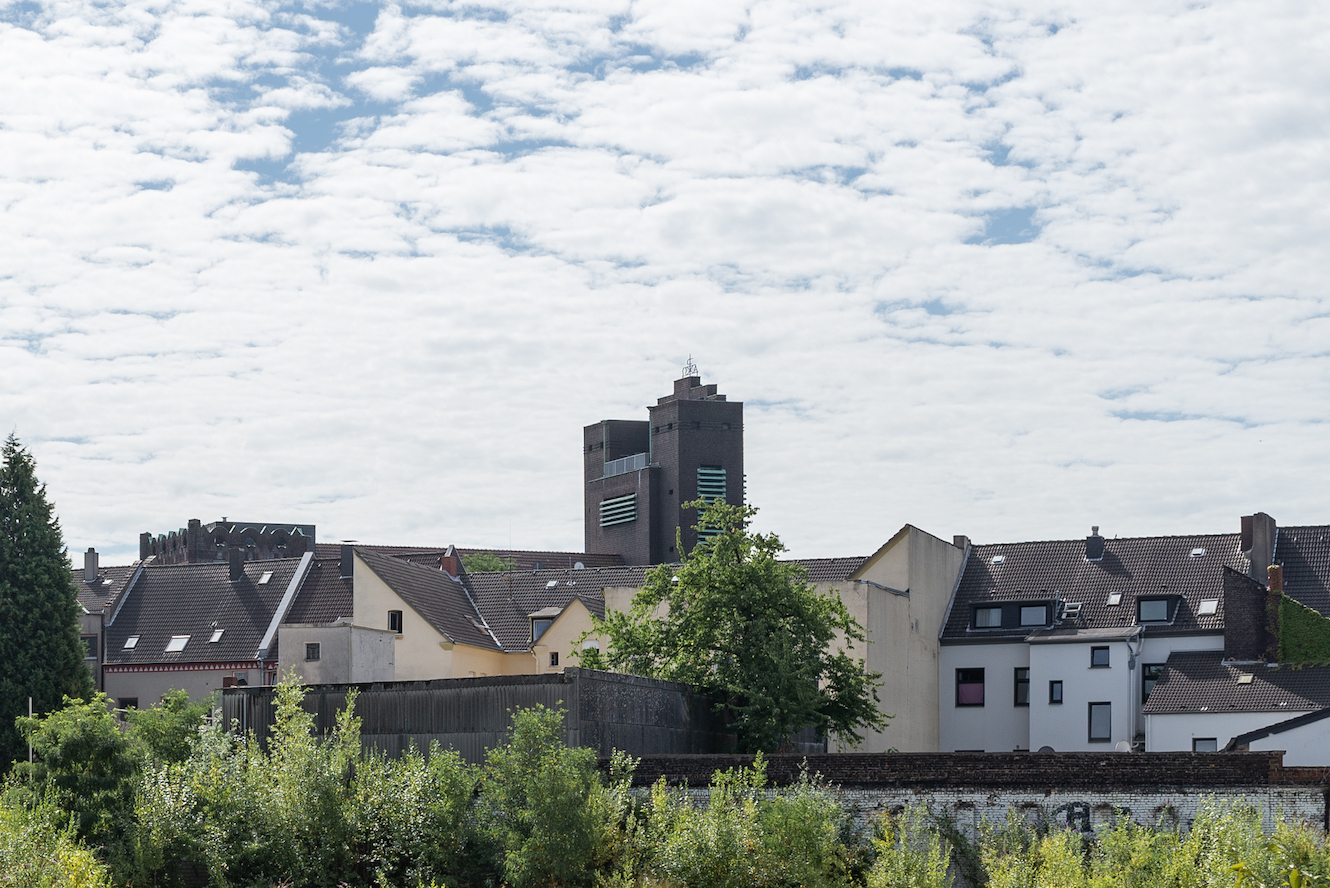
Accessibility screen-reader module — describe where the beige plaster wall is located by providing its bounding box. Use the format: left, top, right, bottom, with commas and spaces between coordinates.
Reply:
831, 527, 965, 754
104, 666, 253, 707
352, 556, 453, 680
530, 599, 606, 674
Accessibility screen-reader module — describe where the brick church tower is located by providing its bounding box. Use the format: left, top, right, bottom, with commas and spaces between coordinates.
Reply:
584, 363, 743, 564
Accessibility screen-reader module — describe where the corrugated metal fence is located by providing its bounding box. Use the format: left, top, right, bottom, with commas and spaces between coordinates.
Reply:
220, 667, 778, 761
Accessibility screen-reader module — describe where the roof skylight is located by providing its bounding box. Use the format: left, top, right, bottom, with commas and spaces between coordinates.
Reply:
209, 629, 225, 643
165, 635, 190, 653
1189, 547, 1207, 558
1237, 673, 1254, 684
1198, 599, 1218, 615
1106, 592, 1123, 606
545, 580, 558, 589
258, 571, 273, 585
123, 635, 139, 650
990, 555, 1005, 565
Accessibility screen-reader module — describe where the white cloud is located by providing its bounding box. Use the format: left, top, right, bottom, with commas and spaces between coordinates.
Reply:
1, 0, 1328, 564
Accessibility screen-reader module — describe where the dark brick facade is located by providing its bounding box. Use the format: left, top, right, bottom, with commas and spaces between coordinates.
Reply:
585, 375, 743, 565
1223, 565, 1270, 661
141, 518, 315, 564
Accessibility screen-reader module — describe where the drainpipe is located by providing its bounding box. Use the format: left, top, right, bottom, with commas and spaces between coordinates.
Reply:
1126, 630, 1144, 748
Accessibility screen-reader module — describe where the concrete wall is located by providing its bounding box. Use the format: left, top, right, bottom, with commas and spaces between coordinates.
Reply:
940, 642, 1030, 751
278, 623, 395, 684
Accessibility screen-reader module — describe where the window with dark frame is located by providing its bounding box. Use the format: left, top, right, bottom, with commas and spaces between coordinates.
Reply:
388, 610, 403, 634
1138, 598, 1170, 622
974, 606, 1002, 628
1019, 605, 1048, 627
1090, 646, 1110, 668
1049, 680, 1063, 704
82, 635, 97, 660
956, 668, 985, 706
305, 642, 321, 661
549, 651, 559, 667
1014, 668, 1030, 706
1192, 738, 1218, 752
1088, 702, 1111, 741
1143, 663, 1165, 701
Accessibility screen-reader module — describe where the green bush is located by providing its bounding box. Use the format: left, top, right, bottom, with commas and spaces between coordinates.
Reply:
0, 801, 110, 888
633, 755, 862, 888
867, 805, 952, 888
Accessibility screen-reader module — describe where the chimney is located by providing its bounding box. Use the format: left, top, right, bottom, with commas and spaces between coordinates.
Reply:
228, 547, 244, 582
1243, 513, 1277, 582
440, 544, 462, 577
1223, 566, 1269, 661
1268, 564, 1283, 594
139, 532, 151, 562
84, 547, 99, 583
187, 518, 201, 563
340, 545, 354, 580
1085, 526, 1105, 562
953, 535, 970, 550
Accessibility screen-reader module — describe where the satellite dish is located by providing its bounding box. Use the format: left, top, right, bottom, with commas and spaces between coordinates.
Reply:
1115, 740, 1133, 753
574, 562, 585, 570
1037, 746, 1055, 753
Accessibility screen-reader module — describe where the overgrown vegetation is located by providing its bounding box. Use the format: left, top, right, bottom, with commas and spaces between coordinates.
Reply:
461, 551, 518, 573
3, 682, 1329, 888
1276, 594, 1330, 663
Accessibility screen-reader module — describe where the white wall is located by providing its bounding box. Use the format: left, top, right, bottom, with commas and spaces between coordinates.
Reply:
1029, 640, 1134, 751
278, 624, 395, 684
939, 643, 1030, 751
1147, 710, 1317, 755
1246, 718, 1330, 766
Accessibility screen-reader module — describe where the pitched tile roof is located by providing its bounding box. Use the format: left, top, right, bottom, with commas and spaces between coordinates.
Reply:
464, 566, 646, 651
105, 558, 305, 665
284, 558, 353, 624
795, 557, 867, 584
70, 563, 139, 615
1143, 651, 1330, 714
1275, 525, 1330, 617
312, 543, 623, 572
942, 533, 1245, 642
355, 549, 500, 650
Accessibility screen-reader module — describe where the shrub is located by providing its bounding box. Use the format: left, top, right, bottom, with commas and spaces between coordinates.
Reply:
868, 805, 952, 888
0, 801, 110, 888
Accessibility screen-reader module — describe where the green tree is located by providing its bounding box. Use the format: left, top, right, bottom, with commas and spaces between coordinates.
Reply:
10, 693, 137, 853
580, 499, 886, 752
0, 435, 92, 770
461, 551, 518, 573
124, 690, 211, 766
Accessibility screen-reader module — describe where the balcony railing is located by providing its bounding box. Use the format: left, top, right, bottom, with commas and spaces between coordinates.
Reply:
603, 452, 649, 478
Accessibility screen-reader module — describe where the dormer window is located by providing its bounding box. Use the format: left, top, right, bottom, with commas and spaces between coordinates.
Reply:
1138, 598, 1171, 623
532, 618, 553, 642
1020, 605, 1049, 627
974, 606, 1002, 628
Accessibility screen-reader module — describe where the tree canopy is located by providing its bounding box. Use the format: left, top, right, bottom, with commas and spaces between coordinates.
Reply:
0, 435, 92, 770
579, 499, 886, 752
460, 551, 518, 573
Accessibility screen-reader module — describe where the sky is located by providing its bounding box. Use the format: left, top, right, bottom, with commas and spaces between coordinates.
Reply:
2, 0, 1328, 565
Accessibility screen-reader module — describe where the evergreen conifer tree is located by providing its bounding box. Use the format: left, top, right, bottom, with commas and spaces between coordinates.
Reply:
0, 434, 92, 770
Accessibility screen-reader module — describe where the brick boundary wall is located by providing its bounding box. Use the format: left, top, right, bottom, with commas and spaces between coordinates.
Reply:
610, 753, 1330, 834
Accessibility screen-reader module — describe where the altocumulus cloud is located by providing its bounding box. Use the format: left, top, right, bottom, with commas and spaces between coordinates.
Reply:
1, 0, 1328, 562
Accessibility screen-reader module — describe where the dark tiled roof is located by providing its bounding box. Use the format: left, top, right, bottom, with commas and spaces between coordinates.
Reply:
465, 566, 646, 651
356, 550, 499, 650
1275, 525, 1330, 617
105, 558, 304, 665
312, 544, 624, 572
284, 559, 352, 624
1143, 651, 1330, 714
794, 557, 867, 584
70, 564, 138, 615
942, 533, 1245, 641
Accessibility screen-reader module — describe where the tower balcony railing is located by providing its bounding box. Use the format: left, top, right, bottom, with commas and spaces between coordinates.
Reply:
603, 452, 649, 478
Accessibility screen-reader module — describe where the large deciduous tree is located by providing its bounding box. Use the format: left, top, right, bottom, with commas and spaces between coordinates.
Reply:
0, 434, 92, 770
580, 499, 887, 752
